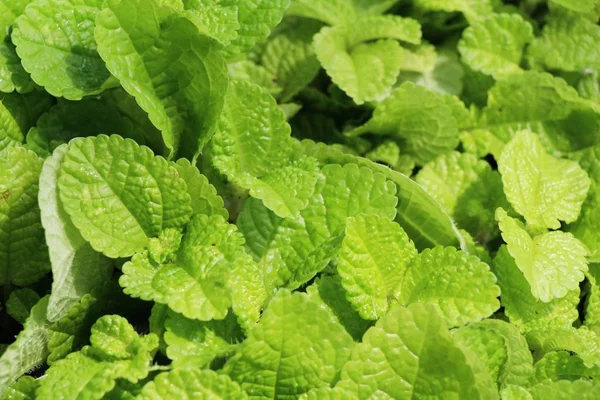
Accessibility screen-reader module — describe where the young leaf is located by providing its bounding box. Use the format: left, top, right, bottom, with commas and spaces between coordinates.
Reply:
174, 159, 228, 219
40, 144, 113, 322
397, 246, 500, 327
493, 246, 580, 332
0, 145, 49, 286
58, 135, 192, 258
3, 376, 39, 400
525, 380, 600, 400
95, 0, 228, 160
496, 209, 588, 302
458, 13, 533, 78
337, 214, 418, 320
286, 0, 357, 26
0, 297, 49, 398
526, 327, 600, 368
0, 0, 34, 93
223, 291, 354, 399
137, 369, 248, 400
532, 351, 600, 384
414, 0, 493, 24
499, 130, 591, 231
12, 0, 114, 99
326, 303, 498, 399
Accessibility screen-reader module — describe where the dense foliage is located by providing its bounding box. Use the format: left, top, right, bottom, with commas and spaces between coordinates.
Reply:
1, 0, 600, 398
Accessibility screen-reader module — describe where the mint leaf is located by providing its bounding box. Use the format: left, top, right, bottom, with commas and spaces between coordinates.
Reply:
458, 13, 533, 78
13, 0, 114, 99
6, 288, 40, 324
58, 135, 192, 258
174, 159, 228, 219
337, 214, 417, 320
526, 327, 600, 368
0, 0, 34, 93
223, 290, 354, 399
499, 130, 591, 231
414, 0, 493, 24
95, 0, 228, 160
532, 351, 600, 384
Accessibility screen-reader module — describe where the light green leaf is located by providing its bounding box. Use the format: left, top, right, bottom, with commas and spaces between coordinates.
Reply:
164, 309, 243, 368
398, 246, 500, 327
337, 214, 417, 320
415, 151, 509, 243
526, 327, 600, 368
344, 15, 421, 47
58, 135, 192, 258
550, 0, 598, 12
453, 319, 534, 388
532, 351, 600, 384
228, 61, 281, 96
496, 208, 588, 302
528, 13, 600, 72
525, 380, 600, 400
330, 303, 498, 399
6, 288, 40, 324
138, 369, 247, 400
40, 144, 112, 322
0, 297, 49, 398
567, 146, 600, 262
238, 163, 398, 289
3, 376, 39, 400
458, 13, 533, 79
348, 83, 463, 165
0, 145, 48, 286
0, 91, 54, 135
174, 159, 228, 219
261, 18, 322, 102
306, 276, 373, 341
0, 0, 34, 93
493, 246, 580, 332
286, 0, 357, 26
584, 265, 600, 333
498, 130, 591, 231
95, 0, 228, 160
314, 27, 403, 105
399, 47, 465, 97
414, 0, 493, 24
223, 291, 354, 399
182, 0, 240, 46
13, 0, 114, 99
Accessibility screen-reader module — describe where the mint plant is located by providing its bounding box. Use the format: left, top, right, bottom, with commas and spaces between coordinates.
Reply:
1, 0, 600, 399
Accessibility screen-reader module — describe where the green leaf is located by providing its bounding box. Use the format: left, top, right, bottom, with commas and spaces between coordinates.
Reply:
567, 146, 600, 262
328, 303, 498, 399
498, 130, 591, 231
458, 13, 533, 78
493, 246, 580, 332
314, 27, 403, 105
0, 145, 48, 286
337, 214, 418, 320
453, 319, 534, 388
58, 135, 192, 258
138, 369, 248, 400
228, 61, 282, 97
496, 208, 589, 302
182, 0, 240, 46
3, 376, 39, 400
6, 288, 40, 324
525, 380, 600, 400
531, 351, 600, 384
174, 159, 228, 219
0, 91, 54, 135
528, 13, 600, 72
0, 296, 49, 398
238, 163, 398, 289
120, 214, 246, 321
414, 0, 493, 24
0, 0, 34, 93
348, 83, 463, 165
415, 151, 509, 243
95, 0, 228, 160
12, 0, 114, 99
550, 0, 598, 13
526, 327, 600, 368
306, 276, 373, 341
584, 266, 600, 333
164, 309, 243, 368
223, 291, 354, 399
286, 0, 357, 26
398, 246, 500, 327
40, 144, 113, 322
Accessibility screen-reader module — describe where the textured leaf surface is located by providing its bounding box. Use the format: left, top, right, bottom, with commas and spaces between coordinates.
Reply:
493, 246, 580, 332
12, 0, 113, 99
223, 291, 354, 399
0, 0, 33, 93
532, 351, 600, 384
40, 145, 112, 322
95, 0, 228, 160
525, 380, 600, 400
398, 246, 500, 327
337, 214, 417, 320
138, 369, 248, 400
497, 209, 588, 302
0, 145, 48, 286
414, 0, 493, 23
6, 288, 40, 324
349, 83, 463, 165
58, 135, 192, 258
329, 303, 498, 399
174, 159, 228, 219
498, 130, 591, 231
526, 327, 600, 368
